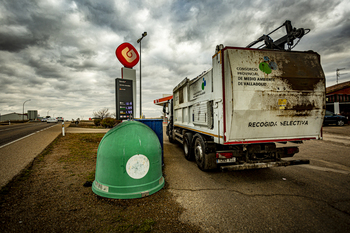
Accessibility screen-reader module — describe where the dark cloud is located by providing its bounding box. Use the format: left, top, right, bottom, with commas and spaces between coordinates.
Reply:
0, 33, 48, 52
74, 1, 116, 26
0, 0, 349, 119
73, 0, 144, 34
0, 1, 54, 52
26, 57, 67, 80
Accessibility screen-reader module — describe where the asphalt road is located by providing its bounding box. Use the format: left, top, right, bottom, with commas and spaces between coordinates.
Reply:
164, 125, 350, 232
0, 122, 64, 188
0, 122, 58, 147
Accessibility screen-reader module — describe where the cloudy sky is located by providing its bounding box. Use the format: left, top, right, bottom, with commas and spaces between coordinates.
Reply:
0, 0, 349, 120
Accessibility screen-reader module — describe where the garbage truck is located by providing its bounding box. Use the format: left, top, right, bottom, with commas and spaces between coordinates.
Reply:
164, 21, 326, 171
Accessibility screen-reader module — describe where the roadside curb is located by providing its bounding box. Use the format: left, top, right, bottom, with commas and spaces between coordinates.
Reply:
66, 128, 110, 133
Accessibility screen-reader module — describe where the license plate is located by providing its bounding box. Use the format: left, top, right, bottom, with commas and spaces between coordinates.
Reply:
217, 157, 236, 163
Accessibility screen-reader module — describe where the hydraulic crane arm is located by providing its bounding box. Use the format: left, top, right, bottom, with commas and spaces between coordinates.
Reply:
246, 20, 310, 50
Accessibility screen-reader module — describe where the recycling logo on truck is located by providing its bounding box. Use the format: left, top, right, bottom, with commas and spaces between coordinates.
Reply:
202, 78, 206, 90
259, 56, 278, 74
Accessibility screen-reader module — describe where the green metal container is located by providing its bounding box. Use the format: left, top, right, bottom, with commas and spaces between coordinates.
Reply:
92, 120, 164, 199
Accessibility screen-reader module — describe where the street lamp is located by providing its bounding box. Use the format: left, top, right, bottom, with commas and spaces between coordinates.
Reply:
23, 99, 31, 121
137, 31, 147, 118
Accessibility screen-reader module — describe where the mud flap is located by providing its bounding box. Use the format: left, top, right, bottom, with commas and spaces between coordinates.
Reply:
220, 159, 309, 171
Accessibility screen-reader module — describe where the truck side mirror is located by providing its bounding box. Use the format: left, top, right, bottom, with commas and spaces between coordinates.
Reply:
163, 103, 166, 114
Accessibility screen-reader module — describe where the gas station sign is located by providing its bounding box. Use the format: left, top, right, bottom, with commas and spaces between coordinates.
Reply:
116, 78, 134, 120
115, 43, 139, 68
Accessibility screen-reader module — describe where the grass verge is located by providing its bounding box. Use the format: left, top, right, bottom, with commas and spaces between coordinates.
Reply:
0, 133, 200, 233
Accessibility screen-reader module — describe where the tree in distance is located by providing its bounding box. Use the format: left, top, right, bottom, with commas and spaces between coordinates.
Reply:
93, 108, 111, 120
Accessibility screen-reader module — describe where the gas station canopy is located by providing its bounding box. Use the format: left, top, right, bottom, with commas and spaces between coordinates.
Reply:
153, 95, 173, 107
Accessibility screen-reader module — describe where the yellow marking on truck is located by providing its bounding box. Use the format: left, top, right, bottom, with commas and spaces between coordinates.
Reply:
278, 99, 287, 110
212, 51, 222, 64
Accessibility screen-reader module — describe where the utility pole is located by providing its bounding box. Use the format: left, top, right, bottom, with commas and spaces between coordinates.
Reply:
336, 68, 345, 84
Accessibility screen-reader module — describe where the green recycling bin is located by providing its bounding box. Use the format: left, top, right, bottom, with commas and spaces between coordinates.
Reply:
92, 120, 164, 199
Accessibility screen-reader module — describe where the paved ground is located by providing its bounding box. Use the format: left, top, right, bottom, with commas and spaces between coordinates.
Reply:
164, 125, 350, 232
322, 132, 350, 146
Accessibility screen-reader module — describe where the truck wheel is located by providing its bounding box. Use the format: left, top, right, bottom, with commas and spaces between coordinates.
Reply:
337, 120, 344, 126
183, 132, 194, 161
194, 134, 217, 171
167, 125, 175, 143
169, 134, 175, 143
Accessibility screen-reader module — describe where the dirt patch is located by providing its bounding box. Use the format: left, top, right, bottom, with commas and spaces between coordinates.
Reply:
0, 134, 200, 232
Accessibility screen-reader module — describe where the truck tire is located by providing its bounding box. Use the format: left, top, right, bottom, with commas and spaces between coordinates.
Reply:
169, 133, 175, 143
183, 132, 194, 161
194, 134, 217, 171
167, 124, 175, 143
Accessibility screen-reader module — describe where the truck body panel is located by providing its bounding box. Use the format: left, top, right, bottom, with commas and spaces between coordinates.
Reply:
172, 47, 325, 145
223, 47, 325, 144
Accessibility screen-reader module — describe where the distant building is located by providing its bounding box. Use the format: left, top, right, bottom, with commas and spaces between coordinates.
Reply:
27, 110, 38, 120
326, 81, 350, 117
0, 112, 27, 122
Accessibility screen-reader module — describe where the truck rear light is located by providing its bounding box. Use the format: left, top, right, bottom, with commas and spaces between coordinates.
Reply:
285, 147, 299, 155
216, 152, 233, 159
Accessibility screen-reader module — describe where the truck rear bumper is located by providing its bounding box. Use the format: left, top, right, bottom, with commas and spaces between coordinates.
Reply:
220, 159, 310, 171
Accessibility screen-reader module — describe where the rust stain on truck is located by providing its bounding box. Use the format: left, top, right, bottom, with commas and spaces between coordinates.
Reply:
245, 50, 326, 117
278, 52, 325, 91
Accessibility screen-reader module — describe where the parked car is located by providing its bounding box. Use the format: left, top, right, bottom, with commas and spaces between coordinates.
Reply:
56, 117, 64, 122
47, 118, 58, 123
323, 110, 348, 126
41, 118, 47, 122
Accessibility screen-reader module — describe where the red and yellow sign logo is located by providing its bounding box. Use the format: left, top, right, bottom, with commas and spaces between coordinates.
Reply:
115, 43, 140, 68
